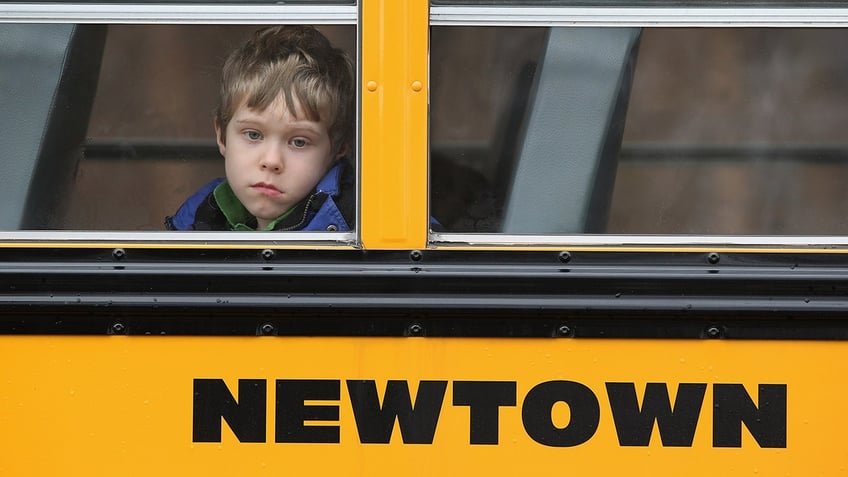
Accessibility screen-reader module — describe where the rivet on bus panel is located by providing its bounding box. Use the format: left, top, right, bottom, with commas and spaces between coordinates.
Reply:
366, 81, 378, 91
705, 325, 722, 339
259, 323, 276, 336
408, 323, 424, 336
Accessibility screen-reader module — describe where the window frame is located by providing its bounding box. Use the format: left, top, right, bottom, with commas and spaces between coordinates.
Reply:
0, 2, 360, 246
428, 3, 848, 249
0, 3, 357, 24
429, 5, 848, 27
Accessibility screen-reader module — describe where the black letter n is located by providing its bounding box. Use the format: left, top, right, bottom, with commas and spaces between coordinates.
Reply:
713, 384, 786, 448
193, 379, 266, 443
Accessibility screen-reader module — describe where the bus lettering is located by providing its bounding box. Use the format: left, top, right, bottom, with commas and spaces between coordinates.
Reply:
192, 379, 787, 448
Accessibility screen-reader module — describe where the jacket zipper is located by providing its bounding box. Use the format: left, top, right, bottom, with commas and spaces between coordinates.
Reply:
279, 193, 319, 231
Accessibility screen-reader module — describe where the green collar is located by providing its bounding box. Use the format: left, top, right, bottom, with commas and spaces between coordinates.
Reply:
212, 180, 297, 231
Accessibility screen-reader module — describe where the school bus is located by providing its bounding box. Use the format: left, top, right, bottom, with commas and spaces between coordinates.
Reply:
2, 0, 848, 475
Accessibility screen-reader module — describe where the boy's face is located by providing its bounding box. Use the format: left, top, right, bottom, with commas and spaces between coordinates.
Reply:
216, 95, 342, 230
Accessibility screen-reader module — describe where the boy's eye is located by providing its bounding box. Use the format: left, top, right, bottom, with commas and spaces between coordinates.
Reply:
291, 138, 308, 148
245, 130, 262, 141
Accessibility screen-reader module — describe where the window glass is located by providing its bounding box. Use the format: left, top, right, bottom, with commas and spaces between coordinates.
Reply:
430, 27, 848, 235
0, 23, 356, 231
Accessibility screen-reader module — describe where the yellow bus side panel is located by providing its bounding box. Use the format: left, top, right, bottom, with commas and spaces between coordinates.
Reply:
0, 336, 843, 476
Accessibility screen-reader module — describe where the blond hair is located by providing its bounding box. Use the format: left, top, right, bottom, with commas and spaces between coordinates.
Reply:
216, 26, 354, 155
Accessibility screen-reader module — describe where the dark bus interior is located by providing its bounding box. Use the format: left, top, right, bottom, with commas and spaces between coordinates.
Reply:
4, 23, 848, 234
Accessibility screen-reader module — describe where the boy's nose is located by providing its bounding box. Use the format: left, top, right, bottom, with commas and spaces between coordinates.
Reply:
260, 144, 284, 172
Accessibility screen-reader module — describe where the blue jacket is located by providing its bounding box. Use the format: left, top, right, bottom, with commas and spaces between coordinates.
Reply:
165, 160, 354, 231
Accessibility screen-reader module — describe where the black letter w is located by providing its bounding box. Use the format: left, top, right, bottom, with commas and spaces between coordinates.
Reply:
606, 382, 706, 447
347, 380, 447, 444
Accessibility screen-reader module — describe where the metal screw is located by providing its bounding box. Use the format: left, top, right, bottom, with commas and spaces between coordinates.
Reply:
408, 323, 423, 336
111, 322, 126, 334
707, 252, 720, 265
112, 248, 126, 261
558, 251, 572, 263
259, 323, 276, 335
410, 250, 423, 262
261, 249, 276, 260
705, 325, 721, 338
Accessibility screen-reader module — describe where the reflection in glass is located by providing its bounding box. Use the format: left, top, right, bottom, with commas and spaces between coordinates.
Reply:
430, 27, 848, 235
0, 23, 355, 230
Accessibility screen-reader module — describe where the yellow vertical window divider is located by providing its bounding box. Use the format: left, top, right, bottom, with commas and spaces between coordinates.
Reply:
360, 0, 429, 250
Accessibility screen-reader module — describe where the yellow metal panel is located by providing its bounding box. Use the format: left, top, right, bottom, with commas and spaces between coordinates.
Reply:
360, 0, 429, 249
1, 336, 845, 475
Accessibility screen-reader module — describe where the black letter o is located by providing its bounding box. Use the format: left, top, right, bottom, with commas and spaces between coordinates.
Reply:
522, 381, 600, 447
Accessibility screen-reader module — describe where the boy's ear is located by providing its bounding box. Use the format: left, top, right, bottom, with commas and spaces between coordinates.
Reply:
334, 143, 349, 161
214, 118, 226, 156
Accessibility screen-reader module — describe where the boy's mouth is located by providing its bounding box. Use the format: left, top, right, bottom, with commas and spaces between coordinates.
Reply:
251, 182, 282, 197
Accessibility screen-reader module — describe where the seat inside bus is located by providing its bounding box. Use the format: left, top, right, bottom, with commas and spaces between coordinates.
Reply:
0, 24, 105, 230
500, 27, 641, 234
430, 26, 641, 234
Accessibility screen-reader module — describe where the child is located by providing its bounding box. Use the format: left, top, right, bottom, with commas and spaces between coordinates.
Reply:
166, 25, 354, 231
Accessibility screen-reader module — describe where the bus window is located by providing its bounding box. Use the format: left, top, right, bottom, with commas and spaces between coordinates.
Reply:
430, 26, 848, 236
0, 22, 356, 232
